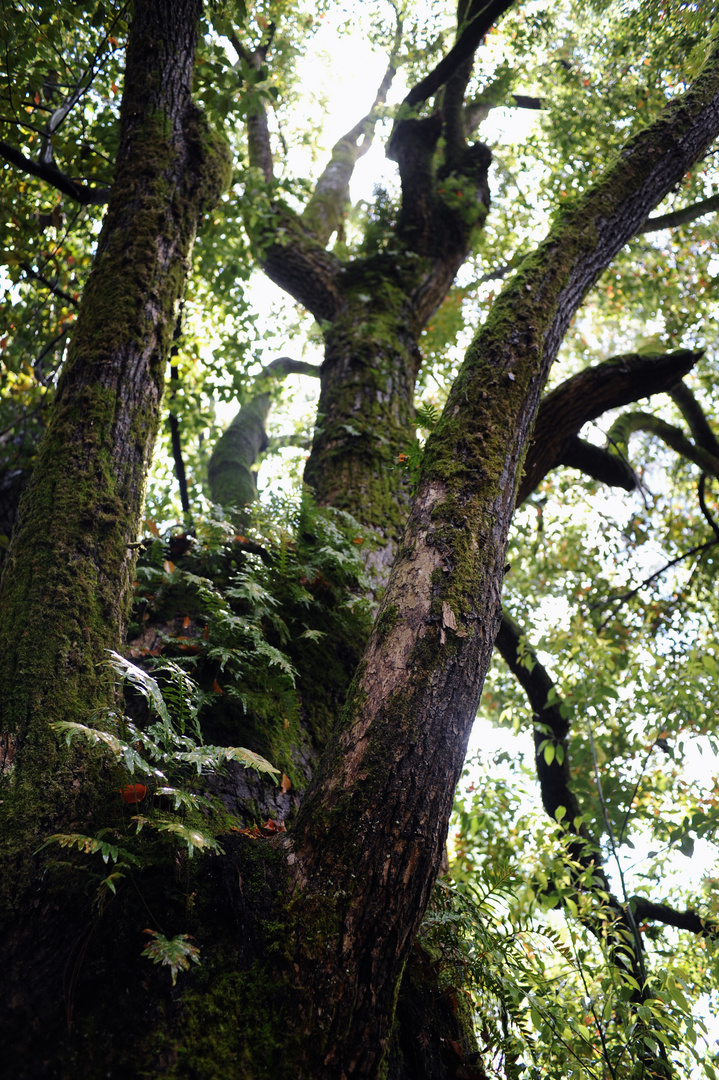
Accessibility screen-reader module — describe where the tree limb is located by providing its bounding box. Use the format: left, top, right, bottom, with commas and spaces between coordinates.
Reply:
301, 20, 402, 246
257, 203, 345, 320
519, 349, 702, 504
638, 192, 719, 233
20, 262, 79, 307
556, 435, 636, 491
698, 473, 719, 538
207, 357, 319, 515
0, 140, 110, 205
464, 90, 542, 135
631, 896, 719, 937
230, 29, 276, 182
606, 409, 719, 480
668, 380, 719, 458
403, 0, 517, 108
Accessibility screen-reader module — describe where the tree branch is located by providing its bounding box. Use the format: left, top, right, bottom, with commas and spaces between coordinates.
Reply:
631, 896, 719, 937
301, 28, 401, 246
698, 473, 719, 538
668, 380, 719, 458
0, 140, 110, 205
638, 192, 719, 233
403, 0, 517, 108
606, 409, 719, 480
464, 90, 542, 135
230, 29, 276, 182
556, 435, 636, 491
259, 213, 344, 321
207, 357, 319, 515
595, 537, 719, 628
20, 262, 79, 307
519, 350, 702, 504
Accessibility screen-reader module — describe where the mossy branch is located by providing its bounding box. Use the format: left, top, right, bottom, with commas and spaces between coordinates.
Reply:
606, 410, 719, 479
519, 349, 702, 503
207, 357, 319, 517
301, 18, 402, 246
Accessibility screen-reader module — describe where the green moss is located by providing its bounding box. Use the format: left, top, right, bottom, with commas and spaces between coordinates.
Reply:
374, 603, 399, 642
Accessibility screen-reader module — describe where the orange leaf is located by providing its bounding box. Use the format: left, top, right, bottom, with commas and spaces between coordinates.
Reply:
163, 560, 175, 574
182, 615, 191, 629
203, 624, 210, 641
146, 519, 160, 538
262, 818, 286, 834
280, 773, 291, 793
213, 679, 223, 694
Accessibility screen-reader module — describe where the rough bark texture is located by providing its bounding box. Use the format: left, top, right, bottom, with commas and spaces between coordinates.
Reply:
0, 0, 229, 1068
3, 7, 719, 1079
256, 45, 719, 1078
518, 348, 701, 502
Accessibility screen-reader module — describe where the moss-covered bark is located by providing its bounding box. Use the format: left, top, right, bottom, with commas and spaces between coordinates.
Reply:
4, 10, 719, 1080
0, 0, 229, 828
245, 40, 719, 1079
0, 0, 229, 1057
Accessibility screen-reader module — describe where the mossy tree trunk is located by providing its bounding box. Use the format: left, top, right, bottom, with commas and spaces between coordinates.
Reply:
0, 0, 229, 1064
3, 3, 719, 1078
251, 43, 719, 1079
0, 0, 229, 828
188, 32, 719, 1080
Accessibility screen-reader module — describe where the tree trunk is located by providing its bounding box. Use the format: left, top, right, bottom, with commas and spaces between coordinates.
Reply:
0, 0, 229, 1067
3, 7, 719, 1079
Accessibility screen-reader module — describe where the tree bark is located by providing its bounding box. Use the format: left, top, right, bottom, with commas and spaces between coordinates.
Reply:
0, 0, 229, 1064
262, 42, 719, 1078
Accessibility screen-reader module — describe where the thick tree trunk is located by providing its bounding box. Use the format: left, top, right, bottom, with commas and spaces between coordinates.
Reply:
259, 44, 719, 1078
0, 0, 228, 829
0, 0, 229, 1068
304, 292, 421, 553
3, 8, 719, 1080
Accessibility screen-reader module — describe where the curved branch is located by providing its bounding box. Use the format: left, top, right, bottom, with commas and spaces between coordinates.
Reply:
556, 435, 636, 490
638, 192, 719, 233
0, 140, 110, 205
698, 473, 719, 538
495, 611, 647, 985
207, 356, 319, 515
495, 613, 581, 824
668, 380, 719, 458
606, 409, 719, 480
519, 349, 702, 504
259, 215, 344, 321
302, 21, 402, 246
403, 0, 516, 108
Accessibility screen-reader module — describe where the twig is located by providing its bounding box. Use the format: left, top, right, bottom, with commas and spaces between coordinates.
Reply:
596, 537, 719, 631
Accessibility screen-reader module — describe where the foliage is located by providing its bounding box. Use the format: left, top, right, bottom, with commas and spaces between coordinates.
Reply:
43, 650, 277, 864
130, 490, 372, 753
141, 929, 201, 987
4, 0, 719, 1073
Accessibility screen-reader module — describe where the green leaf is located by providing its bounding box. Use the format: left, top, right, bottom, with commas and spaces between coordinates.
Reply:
141, 930, 200, 985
